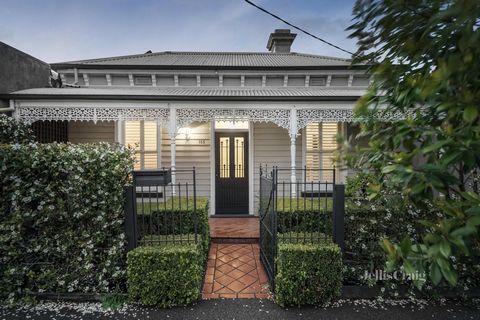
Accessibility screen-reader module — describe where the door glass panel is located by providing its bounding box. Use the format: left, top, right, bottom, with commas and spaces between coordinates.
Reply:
219, 137, 230, 178
234, 137, 245, 178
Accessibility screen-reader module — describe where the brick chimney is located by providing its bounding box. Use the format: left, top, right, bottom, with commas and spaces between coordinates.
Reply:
266, 29, 297, 53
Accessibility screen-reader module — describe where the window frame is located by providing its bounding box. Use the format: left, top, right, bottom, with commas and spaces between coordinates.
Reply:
302, 122, 341, 183
124, 120, 161, 170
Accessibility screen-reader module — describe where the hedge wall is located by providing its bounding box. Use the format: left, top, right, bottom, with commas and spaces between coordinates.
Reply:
0, 142, 134, 302
0, 114, 34, 144
127, 244, 204, 307
136, 198, 210, 257
275, 242, 342, 306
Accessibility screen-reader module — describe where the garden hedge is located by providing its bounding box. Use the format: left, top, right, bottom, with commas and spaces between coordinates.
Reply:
127, 244, 203, 307
0, 142, 134, 302
0, 114, 34, 144
136, 197, 210, 258
275, 242, 342, 306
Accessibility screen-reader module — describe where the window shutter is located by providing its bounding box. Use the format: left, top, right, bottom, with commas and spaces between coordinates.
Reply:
305, 122, 338, 182
125, 121, 158, 170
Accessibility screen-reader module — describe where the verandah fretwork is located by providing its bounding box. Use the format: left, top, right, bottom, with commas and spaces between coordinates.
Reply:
14, 106, 170, 124
296, 109, 354, 132
175, 108, 291, 131
13, 105, 379, 137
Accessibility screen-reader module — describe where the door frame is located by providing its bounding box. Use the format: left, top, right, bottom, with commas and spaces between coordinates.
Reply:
209, 121, 253, 215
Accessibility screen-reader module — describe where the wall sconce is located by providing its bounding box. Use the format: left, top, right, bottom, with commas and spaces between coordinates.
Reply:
178, 127, 191, 141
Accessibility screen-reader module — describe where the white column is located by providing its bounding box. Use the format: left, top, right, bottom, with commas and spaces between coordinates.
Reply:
169, 107, 177, 195
156, 119, 162, 168
289, 108, 298, 196
115, 118, 124, 144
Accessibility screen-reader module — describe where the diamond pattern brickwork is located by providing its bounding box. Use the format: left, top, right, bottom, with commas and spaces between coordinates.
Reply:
202, 243, 270, 299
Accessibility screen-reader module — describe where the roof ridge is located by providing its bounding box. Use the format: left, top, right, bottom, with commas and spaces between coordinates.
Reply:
53, 51, 351, 65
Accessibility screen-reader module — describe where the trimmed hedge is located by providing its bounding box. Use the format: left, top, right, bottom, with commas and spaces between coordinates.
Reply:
0, 142, 134, 302
136, 198, 210, 258
275, 242, 342, 306
127, 244, 203, 307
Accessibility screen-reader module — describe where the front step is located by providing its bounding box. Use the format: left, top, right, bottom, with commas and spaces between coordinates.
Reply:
211, 237, 259, 244
209, 217, 259, 242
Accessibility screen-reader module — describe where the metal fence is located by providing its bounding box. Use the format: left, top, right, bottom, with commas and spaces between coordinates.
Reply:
259, 165, 345, 292
124, 168, 200, 250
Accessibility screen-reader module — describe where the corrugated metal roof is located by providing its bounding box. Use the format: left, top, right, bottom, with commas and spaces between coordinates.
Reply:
53, 51, 353, 67
11, 86, 366, 97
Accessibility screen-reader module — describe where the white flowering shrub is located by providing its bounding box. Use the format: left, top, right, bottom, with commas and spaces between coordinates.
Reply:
0, 142, 134, 302
0, 114, 34, 144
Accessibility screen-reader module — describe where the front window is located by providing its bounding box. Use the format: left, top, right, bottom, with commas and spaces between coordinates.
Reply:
305, 122, 338, 182
125, 121, 159, 170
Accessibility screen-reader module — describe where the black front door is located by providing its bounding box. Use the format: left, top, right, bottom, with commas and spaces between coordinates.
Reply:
215, 132, 249, 214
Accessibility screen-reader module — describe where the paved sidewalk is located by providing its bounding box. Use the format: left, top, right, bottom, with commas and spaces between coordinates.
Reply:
202, 243, 270, 299
1, 298, 479, 320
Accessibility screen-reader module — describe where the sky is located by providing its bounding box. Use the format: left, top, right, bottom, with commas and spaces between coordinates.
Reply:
0, 0, 358, 63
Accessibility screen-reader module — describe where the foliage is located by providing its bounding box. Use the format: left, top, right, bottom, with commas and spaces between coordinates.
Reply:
277, 210, 332, 235
127, 244, 203, 307
136, 199, 210, 257
0, 142, 134, 303
101, 292, 128, 311
346, 0, 480, 288
0, 114, 34, 144
343, 171, 480, 293
275, 242, 342, 306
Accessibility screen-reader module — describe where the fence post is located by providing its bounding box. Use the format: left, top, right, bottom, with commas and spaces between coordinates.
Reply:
193, 167, 198, 244
333, 184, 345, 250
124, 185, 137, 251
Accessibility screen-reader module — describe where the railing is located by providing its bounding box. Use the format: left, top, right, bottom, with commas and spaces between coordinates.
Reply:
124, 168, 202, 250
258, 165, 345, 292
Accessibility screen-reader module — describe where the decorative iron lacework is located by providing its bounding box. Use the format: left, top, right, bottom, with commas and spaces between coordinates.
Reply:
15, 106, 170, 124
175, 108, 291, 131
297, 109, 354, 131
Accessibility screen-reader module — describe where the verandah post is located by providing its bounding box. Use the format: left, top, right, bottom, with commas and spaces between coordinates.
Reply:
169, 106, 177, 195
289, 108, 298, 196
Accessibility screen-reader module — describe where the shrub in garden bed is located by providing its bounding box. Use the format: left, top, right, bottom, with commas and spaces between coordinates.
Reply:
0, 142, 134, 302
127, 244, 203, 307
275, 241, 342, 306
136, 198, 210, 257
343, 174, 480, 294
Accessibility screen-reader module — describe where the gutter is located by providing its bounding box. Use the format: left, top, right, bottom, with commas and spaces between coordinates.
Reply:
1, 93, 361, 102
50, 63, 370, 72
0, 100, 14, 113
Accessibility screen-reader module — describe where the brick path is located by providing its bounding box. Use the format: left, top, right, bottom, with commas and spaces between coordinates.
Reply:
209, 217, 259, 239
202, 243, 270, 299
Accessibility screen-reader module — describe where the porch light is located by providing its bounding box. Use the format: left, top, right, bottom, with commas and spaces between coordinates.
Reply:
178, 127, 192, 140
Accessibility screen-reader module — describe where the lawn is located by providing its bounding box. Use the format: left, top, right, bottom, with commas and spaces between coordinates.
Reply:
275, 197, 333, 212
136, 196, 209, 214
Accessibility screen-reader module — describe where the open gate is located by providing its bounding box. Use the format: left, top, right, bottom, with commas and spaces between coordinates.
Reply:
259, 166, 277, 291
258, 165, 345, 295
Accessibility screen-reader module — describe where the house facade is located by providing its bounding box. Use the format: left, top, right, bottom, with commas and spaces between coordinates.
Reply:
7, 29, 368, 215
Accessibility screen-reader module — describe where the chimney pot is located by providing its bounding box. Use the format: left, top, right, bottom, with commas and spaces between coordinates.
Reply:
267, 29, 297, 53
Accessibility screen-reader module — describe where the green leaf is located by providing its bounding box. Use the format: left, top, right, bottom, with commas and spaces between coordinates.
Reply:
381, 165, 398, 174
439, 239, 451, 258
430, 262, 442, 285
463, 105, 478, 122
422, 140, 449, 153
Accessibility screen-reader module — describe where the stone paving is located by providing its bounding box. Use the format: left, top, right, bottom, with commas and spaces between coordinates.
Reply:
202, 243, 270, 299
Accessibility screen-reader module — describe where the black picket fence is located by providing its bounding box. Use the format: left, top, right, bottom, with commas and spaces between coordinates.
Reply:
259, 165, 345, 292
124, 168, 209, 250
